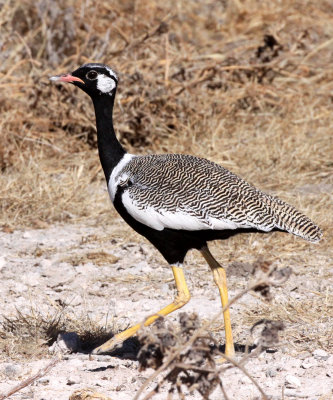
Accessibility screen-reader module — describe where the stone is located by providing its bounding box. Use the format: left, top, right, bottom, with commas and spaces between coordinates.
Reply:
313, 349, 329, 360
49, 332, 80, 354
239, 376, 252, 384
38, 377, 50, 385
0, 256, 6, 271
2, 363, 22, 378
67, 377, 80, 385
285, 374, 301, 389
39, 259, 53, 270
22, 231, 32, 239
301, 357, 318, 369
266, 368, 277, 377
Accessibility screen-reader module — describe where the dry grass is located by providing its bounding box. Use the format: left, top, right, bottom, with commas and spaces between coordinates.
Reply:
0, 0, 332, 231
0, 302, 116, 359
0, 0, 332, 365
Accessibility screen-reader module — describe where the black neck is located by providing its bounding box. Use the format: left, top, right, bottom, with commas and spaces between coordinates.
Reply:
91, 93, 126, 181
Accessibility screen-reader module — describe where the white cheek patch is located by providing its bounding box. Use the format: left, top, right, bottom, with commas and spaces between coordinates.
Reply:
96, 74, 116, 94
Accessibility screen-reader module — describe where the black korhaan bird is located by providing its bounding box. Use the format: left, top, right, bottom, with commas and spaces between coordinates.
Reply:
51, 64, 322, 357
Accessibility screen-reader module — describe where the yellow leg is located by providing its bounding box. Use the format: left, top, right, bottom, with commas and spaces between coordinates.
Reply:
92, 265, 190, 355
201, 246, 235, 358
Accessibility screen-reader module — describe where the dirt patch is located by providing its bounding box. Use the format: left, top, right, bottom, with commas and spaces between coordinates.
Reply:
0, 223, 332, 399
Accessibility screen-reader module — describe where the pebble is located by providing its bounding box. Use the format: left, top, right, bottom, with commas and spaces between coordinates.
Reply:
312, 349, 329, 360
0, 256, 6, 270
49, 332, 80, 354
266, 368, 277, 377
39, 259, 53, 270
2, 363, 22, 378
37, 377, 49, 385
21, 272, 40, 286
13, 282, 28, 293
298, 351, 312, 360
67, 377, 80, 385
95, 355, 114, 362
239, 376, 252, 384
301, 357, 318, 369
22, 231, 32, 239
285, 374, 301, 389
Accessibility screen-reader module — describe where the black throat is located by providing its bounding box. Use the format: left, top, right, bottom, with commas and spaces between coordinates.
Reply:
91, 93, 126, 182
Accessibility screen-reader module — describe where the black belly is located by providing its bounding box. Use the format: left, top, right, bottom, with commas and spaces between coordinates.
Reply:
113, 191, 279, 264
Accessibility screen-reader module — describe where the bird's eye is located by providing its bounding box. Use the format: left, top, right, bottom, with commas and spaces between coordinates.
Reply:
86, 70, 98, 80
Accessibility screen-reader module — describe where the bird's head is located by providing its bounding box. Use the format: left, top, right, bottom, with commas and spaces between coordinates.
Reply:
50, 63, 118, 97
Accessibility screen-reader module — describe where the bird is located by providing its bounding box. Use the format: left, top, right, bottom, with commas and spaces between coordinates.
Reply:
50, 63, 322, 357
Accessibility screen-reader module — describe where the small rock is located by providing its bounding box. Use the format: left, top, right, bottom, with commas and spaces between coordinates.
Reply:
239, 376, 252, 384
38, 377, 49, 385
95, 355, 114, 362
49, 332, 80, 354
2, 363, 22, 378
22, 231, 32, 239
301, 357, 318, 369
160, 283, 170, 294
266, 368, 277, 377
67, 377, 80, 385
283, 389, 298, 397
313, 349, 329, 360
130, 292, 141, 302
0, 256, 6, 271
298, 351, 312, 360
21, 272, 40, 286
13, 282, 28, 293
39, 259, 53, 270
285, 374, 301, 389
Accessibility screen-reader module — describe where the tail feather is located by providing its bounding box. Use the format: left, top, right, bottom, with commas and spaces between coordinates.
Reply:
264, 196, 322, 243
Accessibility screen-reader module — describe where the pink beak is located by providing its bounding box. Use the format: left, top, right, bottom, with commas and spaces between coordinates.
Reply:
50, 74, 85, 84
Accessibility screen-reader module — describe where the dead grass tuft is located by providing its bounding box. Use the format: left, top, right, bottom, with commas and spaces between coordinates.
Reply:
137, 313, 223, 399
61, 250, 119, 266
69, 388, 112, 400
0, 304, 116, 359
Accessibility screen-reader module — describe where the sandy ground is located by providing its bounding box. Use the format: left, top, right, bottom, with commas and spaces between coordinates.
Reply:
0, 221, 332, 400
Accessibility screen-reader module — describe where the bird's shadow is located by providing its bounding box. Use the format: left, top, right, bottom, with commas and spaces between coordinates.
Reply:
82, 336, 141, 360
85, 337, 259, 361
218, 342, 257, 354
87, 364, 117, 372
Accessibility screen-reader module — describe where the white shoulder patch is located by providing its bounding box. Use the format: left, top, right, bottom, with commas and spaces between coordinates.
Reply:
108, 153, 135, 201
121, 192, 250, 232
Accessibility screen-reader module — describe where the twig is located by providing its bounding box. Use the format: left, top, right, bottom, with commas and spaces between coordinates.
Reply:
217, 349, 269, 400
109, 13, 173, 57
0, 356, 61, 400
219, 379, 231, 400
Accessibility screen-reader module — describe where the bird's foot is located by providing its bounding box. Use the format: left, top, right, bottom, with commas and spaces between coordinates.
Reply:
91, 335, 124, 355
91, 324, 140, 355
216, 344, 235, 364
